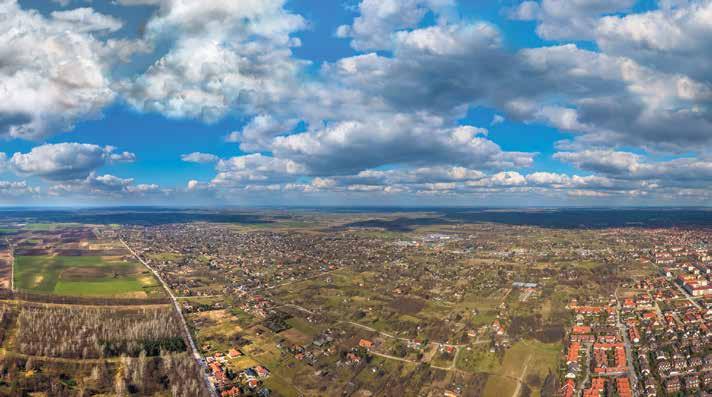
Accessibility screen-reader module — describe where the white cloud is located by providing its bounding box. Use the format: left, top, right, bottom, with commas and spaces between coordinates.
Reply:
50, 8, 123, 33
509, 0, 636, 40
49, 173, 166, 198
0, 1, 123, 140
9, 143, 135, 181
336, 0, 455, 51
491, 115, 505, 126
595, 1, 712, 83
270, 115, 532, 175
181, 152, 219, 164
226, 114, 300, 152
123, 0, 307, 121
211, 154, 306, 186
0, 180, 39, 197
554, 150, 641, 175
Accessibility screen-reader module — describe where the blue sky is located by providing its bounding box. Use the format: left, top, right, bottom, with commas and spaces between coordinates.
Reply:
1, 0, 711, 206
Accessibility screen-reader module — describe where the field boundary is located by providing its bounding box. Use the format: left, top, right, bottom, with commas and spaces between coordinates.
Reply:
121, 239, 217, 397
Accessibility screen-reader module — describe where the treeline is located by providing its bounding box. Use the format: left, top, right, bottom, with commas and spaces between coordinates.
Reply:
16, 304, 185, 359
3, 290, 171, 306
0, 351, 209, 396
0, 304, 12, 345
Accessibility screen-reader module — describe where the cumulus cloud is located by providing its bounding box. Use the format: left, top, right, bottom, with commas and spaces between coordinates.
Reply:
336, 0, 456, 51
7, 0, 712, 204
226, 114, 300, 152
211, 154, 306, 186
270, 115, 532, 175
595, 1, 712, 83
50, 8, 123, 33
509, 0, 637, 40
0, 180, 40, 197
0, 1, 137, 140
123, 0, 307, 121
556, 150, 712, 187
49, 173, 165, 198
554, 150, 642, 175
9, 143, 135, 181
181, 152, 219, 164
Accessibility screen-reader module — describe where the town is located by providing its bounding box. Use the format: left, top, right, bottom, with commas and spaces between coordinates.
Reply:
104, 212, 712, 396
2, 209, 712, 396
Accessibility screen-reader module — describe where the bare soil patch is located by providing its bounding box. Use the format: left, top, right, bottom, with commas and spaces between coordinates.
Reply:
390, 296, 426, 315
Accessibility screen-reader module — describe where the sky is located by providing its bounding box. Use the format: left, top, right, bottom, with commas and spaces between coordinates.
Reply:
1, 0, 712, 207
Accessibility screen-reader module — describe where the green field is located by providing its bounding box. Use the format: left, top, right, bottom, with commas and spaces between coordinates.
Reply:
14, 255, 162, 298
22, 223, 79, 231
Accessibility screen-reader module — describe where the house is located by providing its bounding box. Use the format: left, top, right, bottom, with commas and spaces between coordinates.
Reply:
616, 377, 632, 397
346, 352, 361, 364
492, 319, 505, 335
358, 339, 374, 349
254, 365, 270, 378
685, 374, 699, 390
562, 379, 575, 397
221, 387, 240, 397
583, 378, 605, 397
644, 377, 657, 396
572, 325, 592, 334
567, 342, 580, 364
628, 327, 640, 344
228, 348, 242, 358
665, 377, 681, 394
702, 371, 712, 388
689, 356, 703, 368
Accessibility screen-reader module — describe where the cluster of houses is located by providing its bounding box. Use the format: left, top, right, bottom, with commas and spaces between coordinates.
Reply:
562, 299, 635, 397
677, 271, 712, 297
204, 348, 271, 396
120, 223, 396, 298
276, 331, 337, 366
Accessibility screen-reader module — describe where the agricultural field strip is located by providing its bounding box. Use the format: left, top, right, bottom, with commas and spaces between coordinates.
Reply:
120, 239, 217, 397
6, 237, 13, 292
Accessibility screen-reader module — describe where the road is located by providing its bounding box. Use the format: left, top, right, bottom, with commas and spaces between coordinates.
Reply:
614, 288, 639, 397
511, 355, 532, 397
121, 240, 217, 397
341, 320, 467, 349
671, 280, 703, 309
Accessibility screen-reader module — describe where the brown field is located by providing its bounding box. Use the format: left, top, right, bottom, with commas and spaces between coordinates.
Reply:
279, 328, 311, 345
390, 296, 426, 315
0, 254, 11, 289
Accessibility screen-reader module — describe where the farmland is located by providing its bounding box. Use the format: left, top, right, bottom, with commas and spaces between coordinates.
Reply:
0, 222, 208, 396
7, 224, 164, 299
14, 255, 159, 298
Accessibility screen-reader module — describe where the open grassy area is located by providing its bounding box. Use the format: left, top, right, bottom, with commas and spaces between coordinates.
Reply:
22, 223, 79, 231
481, 339, 561, 397
14, 255, 161, 298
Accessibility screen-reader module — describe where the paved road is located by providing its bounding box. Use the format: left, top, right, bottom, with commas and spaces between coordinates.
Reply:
671, 280, 702, 309
121, 240, 217, 397
614, 288, 639, 397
